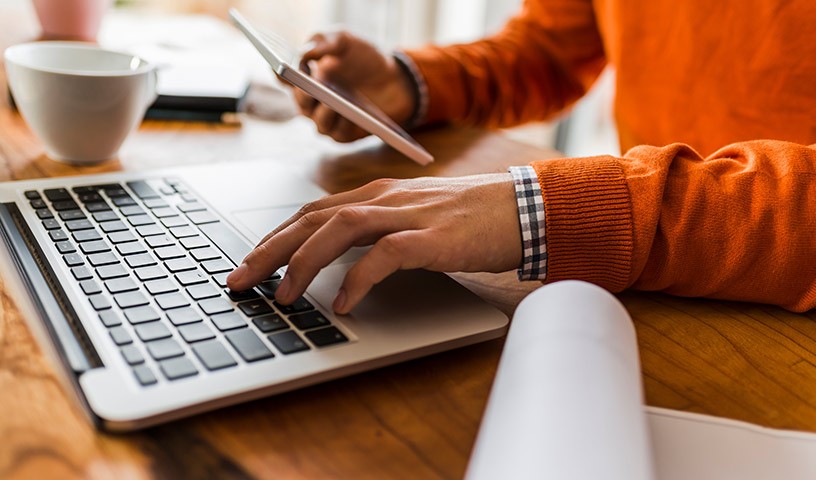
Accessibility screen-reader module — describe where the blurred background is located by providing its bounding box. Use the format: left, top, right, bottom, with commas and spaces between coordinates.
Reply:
2, 0, 618, 156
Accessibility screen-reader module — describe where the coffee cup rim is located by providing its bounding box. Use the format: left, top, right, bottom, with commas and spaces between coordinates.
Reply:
4, 41, 155, 77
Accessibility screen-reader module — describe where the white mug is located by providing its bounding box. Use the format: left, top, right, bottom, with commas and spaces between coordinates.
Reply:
4, 42, 157, 164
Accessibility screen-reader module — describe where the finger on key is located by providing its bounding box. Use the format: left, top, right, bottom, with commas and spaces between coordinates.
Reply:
274, 206, 416, 304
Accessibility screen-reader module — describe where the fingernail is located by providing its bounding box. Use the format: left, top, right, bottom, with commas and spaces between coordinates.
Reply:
276, 275, 291, 302
227, 263, 248, 285
333, 288, 347, 313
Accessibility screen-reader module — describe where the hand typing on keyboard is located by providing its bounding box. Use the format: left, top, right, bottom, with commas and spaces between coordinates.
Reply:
226, 174, 522, 314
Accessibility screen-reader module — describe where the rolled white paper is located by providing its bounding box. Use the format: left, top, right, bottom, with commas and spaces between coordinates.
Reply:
466, 280, 654, 480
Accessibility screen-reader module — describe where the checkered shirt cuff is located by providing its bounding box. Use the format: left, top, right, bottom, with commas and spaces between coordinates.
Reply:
392, 51, 429, 129
509, 166, 548, 281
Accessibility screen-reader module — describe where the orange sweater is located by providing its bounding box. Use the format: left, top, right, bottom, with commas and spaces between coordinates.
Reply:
406, 0, 816, 311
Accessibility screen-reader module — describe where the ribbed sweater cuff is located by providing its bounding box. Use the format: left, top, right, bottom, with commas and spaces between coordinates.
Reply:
531, 156, 634, 292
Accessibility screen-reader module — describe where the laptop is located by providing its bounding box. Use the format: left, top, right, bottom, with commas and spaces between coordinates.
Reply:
0, 159, 508, 430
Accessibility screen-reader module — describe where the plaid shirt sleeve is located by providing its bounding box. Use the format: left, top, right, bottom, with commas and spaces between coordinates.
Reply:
509, 166, 548, 281
392, 51, 430, 129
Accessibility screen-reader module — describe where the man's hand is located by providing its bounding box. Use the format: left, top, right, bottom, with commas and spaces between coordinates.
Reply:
293, 31, 416, 142
227, 174, 522, 314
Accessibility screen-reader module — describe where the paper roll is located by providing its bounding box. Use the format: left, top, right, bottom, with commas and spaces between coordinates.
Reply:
466, 281, 654, 480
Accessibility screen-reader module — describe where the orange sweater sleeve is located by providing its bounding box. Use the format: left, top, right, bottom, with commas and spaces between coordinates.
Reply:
532, 141, 816, 312
404, 0, 605, 127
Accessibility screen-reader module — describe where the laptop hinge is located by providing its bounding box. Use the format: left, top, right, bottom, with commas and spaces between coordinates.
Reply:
0, 202, 102, 373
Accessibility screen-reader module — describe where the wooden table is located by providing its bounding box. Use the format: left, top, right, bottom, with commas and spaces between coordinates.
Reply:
5, 9, 816, 480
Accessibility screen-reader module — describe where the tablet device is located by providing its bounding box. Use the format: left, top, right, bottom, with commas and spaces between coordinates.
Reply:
229, 9, 434, 165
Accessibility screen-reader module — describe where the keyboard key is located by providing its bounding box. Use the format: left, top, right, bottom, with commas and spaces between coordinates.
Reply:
151, 207, 177, 218
118, 205, 145, 217
30, 199, 47, 209
145, 278, 178, 295
72, 229, 102, 243
186, 283, 219, 300
48, 229, 68, 242
159, 186, 175, 196
190, 247, 221, 262
186, 210, 219, 225
76, 192, 102, 203
24, 190, 41, 200
268, 330, 310, 354
100, 185, 128, 197
126, 180, 160, 199
147, 338, 185, 360
93, 211, 120, 223
72, 186, 97, 195
127, 215, 155, 227
58, 210, 85, 221
63, 253, 84, 267
134, 265, 166, 281
175, 270, 208, 286
289, 311, 331, 331
99, 310, 122, 327
36, 209, 54, 220
71, 265, 93, 281
135, 321, 172, 342
51, 200, 79, 211
108, 231, 137, 245
124, 305, 161, 324
162, 216, 189, 228
155, 292, 190, 310
112, 196, 137, 207
192, 340, 237, 370
199, 297, 233, 316
180, 235, 209, 250
65, 219, 93, 231
164, 257, 196, 272
252, 314, 288, 333
42, 218, 60, 230
79, 240, 110, 255
99, 220, 128, 233
105, 277, 138, 294
212, 272, 229, 288
180, 193, 197, 203
159, 357, 198, 380
116, 242, 147, 256
87, 251, 118, 266
154, 245, 185, 260
114, 291, 149, 309
168, 226, 197, 238
133, 365, 157, 385
210, 311, 244, 331
179, 322, 216, 343
201, 258, 232, 274
56, 241, 76, 254
97, 264, 129, 279
225, 329, 275, 362
121, 345, 144, 365
125, 253, 157, 268
43, 188, 71, 201
305, 326, 349, 347
177, 202, 206, 213
143, 198, 169, 209
109, 326, 132, 345
84, 201, 111, 213
136, 224, 164, 237
274, 297, 315, 315
145, 234, 174, 249
198, 221, 252, 267
167, 308, 202, 326
257, 280, 281, 299
226, 289, 261, 302
238, 299, 274, 317
80, 279, 102, 295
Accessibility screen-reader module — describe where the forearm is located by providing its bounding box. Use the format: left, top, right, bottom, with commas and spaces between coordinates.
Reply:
529, 141, 816, 312
403, 0, 605, 128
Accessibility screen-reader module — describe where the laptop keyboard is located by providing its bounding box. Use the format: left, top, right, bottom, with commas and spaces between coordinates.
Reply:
23, 179, 349, 386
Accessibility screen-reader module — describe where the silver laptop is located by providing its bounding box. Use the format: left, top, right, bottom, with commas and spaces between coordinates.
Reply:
0, 159, 508, 430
